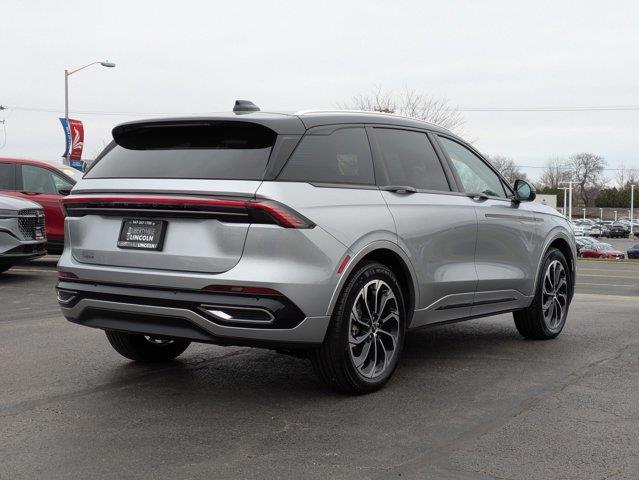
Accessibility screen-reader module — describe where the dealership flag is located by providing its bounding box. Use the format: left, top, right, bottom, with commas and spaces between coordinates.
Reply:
59, 118, 84, 160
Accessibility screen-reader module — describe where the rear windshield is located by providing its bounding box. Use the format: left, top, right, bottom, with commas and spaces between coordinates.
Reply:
86, 122, 276, 180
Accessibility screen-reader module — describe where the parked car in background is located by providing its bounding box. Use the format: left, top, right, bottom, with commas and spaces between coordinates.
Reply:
575, 236, 609, 255
56, 107, 576, 394
579, 243, 625, 259
587, 224, 602, 237
0, 157, 77, 252
570, 223, 586, 236
608, 222, 629, 238
627, 244, 639, 259
599, 222, 612, 237
0, 194, 46, 272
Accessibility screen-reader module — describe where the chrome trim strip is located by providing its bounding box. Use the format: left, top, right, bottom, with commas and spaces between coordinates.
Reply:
199, 304, 275, 325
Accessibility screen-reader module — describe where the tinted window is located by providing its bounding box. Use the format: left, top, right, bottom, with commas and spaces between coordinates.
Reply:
86, 123, 276, 180
438, 137, 507, 198
278, 128, 374, 185
51, 171, 74, 191
21, 165, 57, 194
374, 128, 450, 191
0, 163, 15, 190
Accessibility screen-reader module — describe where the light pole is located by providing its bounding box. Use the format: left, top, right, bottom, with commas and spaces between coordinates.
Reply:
560, 181, 575, 221
559, 187, 569, 217
630, 184, 635, 237
64, 60, 115, 165
582, 208, 586, 220
614, 210, 618, 221
599, 207, 603, 221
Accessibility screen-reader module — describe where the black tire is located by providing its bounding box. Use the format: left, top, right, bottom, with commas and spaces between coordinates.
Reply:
105, 330, 190, 362
514, 248, 571, 339
310, 261, 406, 394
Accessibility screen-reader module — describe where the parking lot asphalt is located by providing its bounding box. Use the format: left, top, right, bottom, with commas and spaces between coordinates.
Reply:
0, 258, 637, 479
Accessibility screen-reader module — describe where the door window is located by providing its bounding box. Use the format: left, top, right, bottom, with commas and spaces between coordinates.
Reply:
21, 165, 58, 194
374, 128, 450, 191
278, 128, 375, 185
438, 137, 507, 198
51, 172, 74, 191
0, 163, 16, 190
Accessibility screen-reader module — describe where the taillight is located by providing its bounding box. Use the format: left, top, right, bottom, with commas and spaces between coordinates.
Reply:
62, 195, 314, 229
247, 200, 314, 229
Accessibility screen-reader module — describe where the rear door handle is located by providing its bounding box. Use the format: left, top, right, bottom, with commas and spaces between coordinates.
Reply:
381, 185, 417, 194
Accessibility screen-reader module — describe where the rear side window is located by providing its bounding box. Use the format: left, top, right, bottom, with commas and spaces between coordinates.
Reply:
21, 165, 58, 194
86, 122, 276, 180
373, 128, 450, 191
0, 163, 15, 190
278, 128, 374, 185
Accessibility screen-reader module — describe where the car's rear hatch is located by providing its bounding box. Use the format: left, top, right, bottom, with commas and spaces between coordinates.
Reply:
64, 118, 304, 274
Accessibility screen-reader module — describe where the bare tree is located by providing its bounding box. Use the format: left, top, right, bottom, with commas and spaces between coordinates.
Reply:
615, 163, 639, 188
615, 163, 627, 189
569, 153, 606, 207
486, 155, 526, 184
340, 86, 465, 133
538, 157, 571, 189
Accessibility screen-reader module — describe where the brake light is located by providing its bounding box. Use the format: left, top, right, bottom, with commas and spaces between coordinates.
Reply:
202, 285, 282, 296
62, 195, 314, 229
248, 200, 313, 229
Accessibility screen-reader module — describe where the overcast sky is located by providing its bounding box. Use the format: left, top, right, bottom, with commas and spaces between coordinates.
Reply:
1, 0, 638, 180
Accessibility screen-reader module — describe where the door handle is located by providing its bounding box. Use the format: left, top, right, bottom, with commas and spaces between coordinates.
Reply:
467, 193, 489, 202
381, 185, 417, 194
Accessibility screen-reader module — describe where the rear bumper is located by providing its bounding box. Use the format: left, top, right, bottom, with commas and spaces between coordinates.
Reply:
57, 280, 330, 347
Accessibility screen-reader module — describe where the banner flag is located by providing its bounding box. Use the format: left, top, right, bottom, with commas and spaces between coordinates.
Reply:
59, 118, 84, 162
69, 119, 84, 160
59, 118, 71, 159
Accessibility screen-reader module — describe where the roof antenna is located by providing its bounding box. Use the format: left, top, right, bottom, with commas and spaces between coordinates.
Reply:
233, 100, 260, 113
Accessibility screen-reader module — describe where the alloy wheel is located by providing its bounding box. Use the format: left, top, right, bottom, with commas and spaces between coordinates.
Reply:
541, 260, 568, 330
348, 280, 400, 379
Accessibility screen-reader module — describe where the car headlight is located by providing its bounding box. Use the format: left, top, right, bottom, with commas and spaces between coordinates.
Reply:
0, 209, 18, 218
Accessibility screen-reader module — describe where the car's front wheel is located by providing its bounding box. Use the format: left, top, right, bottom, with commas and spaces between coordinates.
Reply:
105, 330, 191, 362
514, 248, 571, 339
310, 261, 406, 394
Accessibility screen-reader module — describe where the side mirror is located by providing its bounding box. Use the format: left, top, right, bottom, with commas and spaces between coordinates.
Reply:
58, 188, 72, 196
513, 179, 536, 203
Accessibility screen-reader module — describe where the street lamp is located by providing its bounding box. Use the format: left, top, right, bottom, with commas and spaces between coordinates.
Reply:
560, 181, 575, 221
630, 184, 635, 237
559, 187, 569, 217
64, 60, 116, 164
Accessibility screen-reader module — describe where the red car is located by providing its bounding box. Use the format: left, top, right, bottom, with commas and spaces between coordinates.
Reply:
579, 243, 625, 259
0, 157, 79, 252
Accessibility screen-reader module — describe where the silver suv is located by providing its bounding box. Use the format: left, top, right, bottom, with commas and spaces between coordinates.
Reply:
57, 103, 575, 393
0, 194, 46, 272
